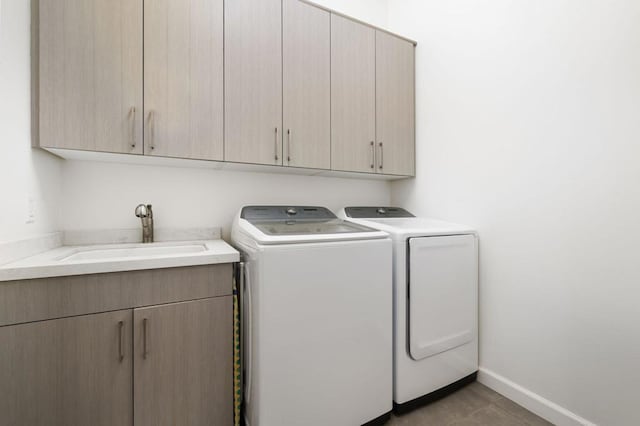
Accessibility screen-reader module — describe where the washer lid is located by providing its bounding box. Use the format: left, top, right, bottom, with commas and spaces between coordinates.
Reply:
249, 219, 374, 237
238, 206, 388, 244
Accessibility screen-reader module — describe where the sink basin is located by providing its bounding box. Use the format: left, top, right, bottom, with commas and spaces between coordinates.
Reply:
59, 244, 207, 262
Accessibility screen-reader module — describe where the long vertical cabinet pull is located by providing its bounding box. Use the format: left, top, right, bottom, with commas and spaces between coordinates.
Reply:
129, 108, 137, 149
147, 111, 155, 151
274, 128, 279, 162
287, 129, 291, 163
378, 142, 384, 171
118, 321, 125, 362
370, 141, 375, 169
142, 318, 149, 359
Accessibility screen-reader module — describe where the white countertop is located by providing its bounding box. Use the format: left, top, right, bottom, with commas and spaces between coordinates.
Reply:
0, 240, 239, 282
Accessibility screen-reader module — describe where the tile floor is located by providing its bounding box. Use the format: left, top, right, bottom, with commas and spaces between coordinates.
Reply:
387, 382, 553, 426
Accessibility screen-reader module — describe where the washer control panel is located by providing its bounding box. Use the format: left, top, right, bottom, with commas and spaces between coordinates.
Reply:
241, 206, 337, 222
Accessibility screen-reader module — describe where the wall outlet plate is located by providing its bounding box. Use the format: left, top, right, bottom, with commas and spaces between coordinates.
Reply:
26, 197, 35, 224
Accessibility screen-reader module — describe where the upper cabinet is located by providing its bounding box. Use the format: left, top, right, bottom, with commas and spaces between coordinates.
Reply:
36, 0, 143, 154
283, 0, 331, 170
330, 14, 416, 176
330, 15, 377, 174
224, 0, 283, 166
144, 0, 224, 160
376, 31, 416, 176
34, 0, 416, 178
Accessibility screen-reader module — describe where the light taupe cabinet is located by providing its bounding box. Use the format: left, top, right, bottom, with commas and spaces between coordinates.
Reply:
36, 0, 224, 160
331, 14, 415, 176
225, 0, 333, 170
144, 0, 224, 160
330, 14, 377, 174
0, 265, 233, 426
224, 0, 283, 166
376, 31, 416, 176
36, 0, 143, 154
35, 0, 415, 177
134, 298, 233, 426
283, 0, 331, 169
0, 310, 133, 426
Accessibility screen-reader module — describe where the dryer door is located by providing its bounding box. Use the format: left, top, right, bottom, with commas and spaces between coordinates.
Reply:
408, 234, 477, 360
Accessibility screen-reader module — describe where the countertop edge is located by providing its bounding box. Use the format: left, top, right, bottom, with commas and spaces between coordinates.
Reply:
0, 240, 240, 282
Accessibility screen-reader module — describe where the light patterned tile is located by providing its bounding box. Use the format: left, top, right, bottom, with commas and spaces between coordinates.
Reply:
449, 405, 527, 426
388, 382, 551, 426
493, 397, 554, 426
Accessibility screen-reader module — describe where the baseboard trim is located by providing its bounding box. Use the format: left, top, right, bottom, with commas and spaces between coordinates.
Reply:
477, 368, 596, 426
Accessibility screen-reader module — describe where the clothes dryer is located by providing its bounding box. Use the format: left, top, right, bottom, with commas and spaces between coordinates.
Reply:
340, 207, 478, 413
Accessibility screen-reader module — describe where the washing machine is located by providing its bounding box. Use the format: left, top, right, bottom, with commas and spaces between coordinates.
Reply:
339, 207, 478, 414
231, 206, 393, 426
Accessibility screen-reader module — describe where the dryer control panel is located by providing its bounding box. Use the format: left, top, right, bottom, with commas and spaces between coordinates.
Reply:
344, 207, 415, 218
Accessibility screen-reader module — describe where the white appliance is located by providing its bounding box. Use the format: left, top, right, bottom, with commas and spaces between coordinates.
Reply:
231, 206, 393, 426
339, 207, 478, 414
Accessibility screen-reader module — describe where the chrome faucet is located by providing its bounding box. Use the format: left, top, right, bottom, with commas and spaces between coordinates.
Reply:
134, 204, 154, 243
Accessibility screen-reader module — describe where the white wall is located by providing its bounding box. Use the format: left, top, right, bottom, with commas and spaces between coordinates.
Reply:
312, 0, 388, 28
388, 1, 640, 425
0, 0, 61, 242
61, 161, 390, 238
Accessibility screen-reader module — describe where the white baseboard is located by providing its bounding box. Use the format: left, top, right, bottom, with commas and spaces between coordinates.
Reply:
477, 367, 596, 426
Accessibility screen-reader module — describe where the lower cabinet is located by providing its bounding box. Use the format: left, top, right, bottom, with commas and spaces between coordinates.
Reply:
0, 296, 232, 426
134, 297, 233, 426
0, 310, 133, 426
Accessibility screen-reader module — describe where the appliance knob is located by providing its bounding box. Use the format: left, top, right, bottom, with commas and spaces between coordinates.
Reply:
376, 208, 387, 215
286, 208, 298, 216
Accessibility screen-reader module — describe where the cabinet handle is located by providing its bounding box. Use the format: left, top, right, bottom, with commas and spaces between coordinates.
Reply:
370, 141, 375, 169
287, 129, 291, 164
274, 127, 279, 162
118, 320, 125, 363
378, 142, 384, 170
143, 318, 149, 359
148, 111, 155, 151
129, 107, 136, 149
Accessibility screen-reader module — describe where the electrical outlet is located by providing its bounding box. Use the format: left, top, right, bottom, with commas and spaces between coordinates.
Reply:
26, 197, 35, 224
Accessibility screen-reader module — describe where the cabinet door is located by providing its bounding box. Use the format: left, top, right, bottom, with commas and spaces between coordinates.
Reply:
376, 31, 415, 176
38, 0, 143, 154
134, 297, 233, 426
144, 0, 223, 160
0, 310, 133, 426
225, 0, 283, 166
283, 0, 331, 169
331, 14, 376, 173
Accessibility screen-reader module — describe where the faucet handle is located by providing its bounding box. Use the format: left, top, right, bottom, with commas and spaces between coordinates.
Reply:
135, 204, 150, 218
